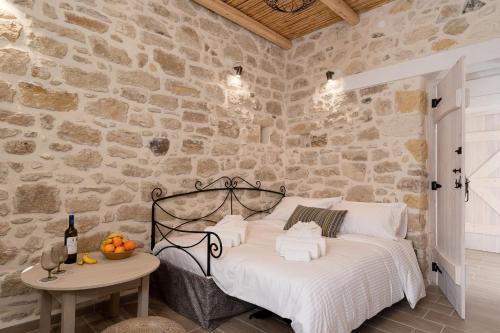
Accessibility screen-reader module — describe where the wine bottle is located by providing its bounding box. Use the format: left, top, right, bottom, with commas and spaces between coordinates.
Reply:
64, 215, 78, 264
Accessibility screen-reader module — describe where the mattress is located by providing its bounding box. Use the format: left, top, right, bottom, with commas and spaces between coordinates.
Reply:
153, 219, 426, 333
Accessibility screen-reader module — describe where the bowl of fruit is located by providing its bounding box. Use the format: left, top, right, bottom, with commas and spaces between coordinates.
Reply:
100, 232, 136, 260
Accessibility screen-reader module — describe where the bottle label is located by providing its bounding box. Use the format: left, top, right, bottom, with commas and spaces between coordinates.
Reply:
67, 237, 77, 255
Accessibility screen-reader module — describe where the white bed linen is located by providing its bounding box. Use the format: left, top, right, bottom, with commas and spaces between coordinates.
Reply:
153, 219, 426, 333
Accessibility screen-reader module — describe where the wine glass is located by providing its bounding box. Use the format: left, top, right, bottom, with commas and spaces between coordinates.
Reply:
52, 246, 68, 274
40, 250, 58, 282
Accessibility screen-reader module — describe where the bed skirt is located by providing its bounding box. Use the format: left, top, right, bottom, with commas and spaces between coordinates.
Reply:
151, 261, 256, 330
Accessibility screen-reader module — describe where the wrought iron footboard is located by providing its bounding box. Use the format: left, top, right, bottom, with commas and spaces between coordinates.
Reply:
150, 176, 286, 277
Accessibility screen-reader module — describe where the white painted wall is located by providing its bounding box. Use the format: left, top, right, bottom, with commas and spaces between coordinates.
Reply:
465, 74, 500, 253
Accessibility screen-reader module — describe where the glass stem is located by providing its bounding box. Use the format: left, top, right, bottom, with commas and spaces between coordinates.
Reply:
57, 263, 61, 272
48, 269, 52, 279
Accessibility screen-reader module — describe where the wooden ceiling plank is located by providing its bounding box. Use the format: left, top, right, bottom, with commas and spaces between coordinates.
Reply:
220, 0, 393, 39
320, 0, 360, 25
193, 0, 292, 49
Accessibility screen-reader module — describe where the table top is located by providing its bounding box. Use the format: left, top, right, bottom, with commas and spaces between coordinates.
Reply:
21, 251, 160, 291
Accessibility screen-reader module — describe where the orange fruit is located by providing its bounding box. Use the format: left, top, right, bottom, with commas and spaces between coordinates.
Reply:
114, 246, 125, 254
103, 244, 115, 253
112, 237, 123, 247
124, 240, 136, 251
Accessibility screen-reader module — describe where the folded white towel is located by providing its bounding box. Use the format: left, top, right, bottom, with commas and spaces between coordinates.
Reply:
218, 215, 244, 226
281, 247, 311, 262
204, 215, 248, 247
205, 227, 241, 247
221, 216, 247, 241
276, 235, 326, 257
287, 221, 322, 238
227, 227, 246, 243
276, 222, 326, 262
282, 241, 320, 259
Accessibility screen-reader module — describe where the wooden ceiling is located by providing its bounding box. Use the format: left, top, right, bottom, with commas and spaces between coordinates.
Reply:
222, 0, 393, 40
192, 0, 394, 49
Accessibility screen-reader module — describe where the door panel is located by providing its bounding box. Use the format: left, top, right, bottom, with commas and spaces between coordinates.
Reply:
434, 58, 466, 318
465, 91, 500, 253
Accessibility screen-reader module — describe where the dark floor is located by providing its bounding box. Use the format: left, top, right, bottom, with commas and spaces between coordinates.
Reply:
29, 249, 500, 333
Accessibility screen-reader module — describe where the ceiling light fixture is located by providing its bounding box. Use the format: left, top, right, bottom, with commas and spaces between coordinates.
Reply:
326, 71, 335, 81
234, 66, 243, 77
264, 0, 317, 13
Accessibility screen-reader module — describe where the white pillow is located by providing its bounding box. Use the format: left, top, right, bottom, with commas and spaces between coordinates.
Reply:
333, 200, 407, 240
264, 196, 342, 222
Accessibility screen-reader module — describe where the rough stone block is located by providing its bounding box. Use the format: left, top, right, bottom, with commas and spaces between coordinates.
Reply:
14, 184, 60, 214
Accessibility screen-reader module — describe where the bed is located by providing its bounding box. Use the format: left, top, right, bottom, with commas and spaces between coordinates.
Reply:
150, 177, 426, 333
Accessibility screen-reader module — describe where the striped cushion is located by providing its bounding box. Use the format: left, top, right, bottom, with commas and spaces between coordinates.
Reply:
284, 205, 348, 238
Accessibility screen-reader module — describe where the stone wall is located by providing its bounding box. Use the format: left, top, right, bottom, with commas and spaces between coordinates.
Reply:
0, 0, 286, 327
286, 0, 500, 78
283, 0, 500, 283
284, 76, 429, 273
2, 0, 500, 328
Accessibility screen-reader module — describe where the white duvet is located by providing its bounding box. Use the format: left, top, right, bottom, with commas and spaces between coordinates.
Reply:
154, 219, 426, 333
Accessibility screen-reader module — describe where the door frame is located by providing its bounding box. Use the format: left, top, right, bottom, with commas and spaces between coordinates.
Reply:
426, 82, 437, 284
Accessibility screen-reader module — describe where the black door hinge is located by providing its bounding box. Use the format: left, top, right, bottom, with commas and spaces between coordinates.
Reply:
432, 98, 442, 108
431, 181, 442, 191
455, 146, 462, 155
432, 262, 442, 274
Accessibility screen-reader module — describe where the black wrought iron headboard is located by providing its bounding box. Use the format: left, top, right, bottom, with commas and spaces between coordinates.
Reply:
150, 176, 286, 277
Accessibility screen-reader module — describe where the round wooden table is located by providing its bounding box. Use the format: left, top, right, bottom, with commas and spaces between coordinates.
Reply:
21, 251, 160, 333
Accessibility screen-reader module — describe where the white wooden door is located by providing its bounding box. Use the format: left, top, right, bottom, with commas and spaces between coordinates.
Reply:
465, 75, 500, 253
433, 58, 466, 318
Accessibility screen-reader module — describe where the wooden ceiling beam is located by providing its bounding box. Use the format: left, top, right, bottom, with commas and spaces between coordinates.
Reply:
192, 0, 293, 50
320, 0, 360, 25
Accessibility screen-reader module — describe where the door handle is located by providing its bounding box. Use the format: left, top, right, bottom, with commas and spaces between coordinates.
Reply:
465, 178, 470, 202
455, 176, 462, 189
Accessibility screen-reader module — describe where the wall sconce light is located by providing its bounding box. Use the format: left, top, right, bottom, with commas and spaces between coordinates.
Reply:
326, 71, 335, 81
234, 66, 243, 77
228, 65, 243, 87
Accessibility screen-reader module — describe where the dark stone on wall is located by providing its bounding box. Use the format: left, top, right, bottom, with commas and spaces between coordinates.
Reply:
463, 0, 485, 13
149, 138, 170, 156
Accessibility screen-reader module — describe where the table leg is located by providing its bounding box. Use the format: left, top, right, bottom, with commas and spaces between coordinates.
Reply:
109, 292, 120, 317
137, 276, 149, 317
61, 292, 76, 333
39, 291, 52, 333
